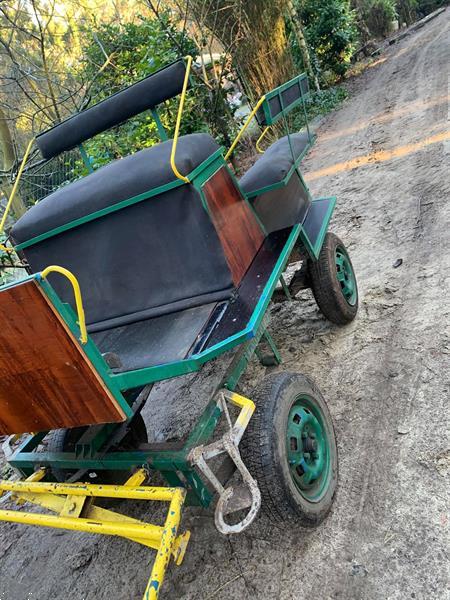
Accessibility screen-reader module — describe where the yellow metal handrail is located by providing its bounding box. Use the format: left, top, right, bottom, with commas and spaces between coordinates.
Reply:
255, 126, 270, 153
170, 55, 193, 183
0, 136, 35, 253
40, 265, 88, 344
224, 95, 266, 161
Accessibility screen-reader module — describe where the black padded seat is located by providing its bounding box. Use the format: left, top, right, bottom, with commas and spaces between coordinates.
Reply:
13, 133, 220, 242
12, 133, 233, 333
239, 132, 310, 196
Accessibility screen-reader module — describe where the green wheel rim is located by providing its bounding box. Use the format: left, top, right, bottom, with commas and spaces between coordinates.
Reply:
335, 246, 357, 306
286, 395, 331, 502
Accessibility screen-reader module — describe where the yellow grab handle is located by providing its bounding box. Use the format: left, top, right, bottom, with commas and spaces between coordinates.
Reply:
0, 137, 36, 234
225, 95, 266, 161
40, 265, 88, 344
170, 55, 193, 183
255, 126, 270, 153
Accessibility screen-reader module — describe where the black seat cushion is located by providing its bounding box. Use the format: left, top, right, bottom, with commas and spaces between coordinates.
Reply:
239, 132, 310, 196
13, 133, 220, 243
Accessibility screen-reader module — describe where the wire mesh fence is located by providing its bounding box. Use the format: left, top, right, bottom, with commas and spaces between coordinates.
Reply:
18, 150, 82, 209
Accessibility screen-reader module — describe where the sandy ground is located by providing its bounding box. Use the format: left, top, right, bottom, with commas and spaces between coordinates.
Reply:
1, 9, 449, 600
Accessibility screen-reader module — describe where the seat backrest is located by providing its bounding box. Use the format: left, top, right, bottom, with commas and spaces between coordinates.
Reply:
36, 59, 188, 160
256, 73, 310, 127
14, 184, 234, 333
12, 135, 235, 333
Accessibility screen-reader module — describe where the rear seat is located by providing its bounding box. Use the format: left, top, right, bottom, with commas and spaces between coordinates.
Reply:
238, 132, 312, 234
239, 132, 310, 196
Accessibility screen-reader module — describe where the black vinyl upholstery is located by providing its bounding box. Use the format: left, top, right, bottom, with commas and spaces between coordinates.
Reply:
36, 60, 188, 159
12, 134, 233, 333
13, 134, 219, 242
239, 133, 312, 234
239, 132, 310, 195
249, 172, 311, 234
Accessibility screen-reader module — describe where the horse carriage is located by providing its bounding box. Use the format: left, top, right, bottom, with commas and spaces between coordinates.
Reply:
0, 56, 358, 598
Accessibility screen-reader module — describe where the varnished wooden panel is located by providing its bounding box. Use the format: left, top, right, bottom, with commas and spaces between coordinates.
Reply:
202, 167, 265, 285
0, 280, 126, 435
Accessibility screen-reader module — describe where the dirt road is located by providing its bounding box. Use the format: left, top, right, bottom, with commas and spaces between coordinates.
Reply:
1, 9, 449, 600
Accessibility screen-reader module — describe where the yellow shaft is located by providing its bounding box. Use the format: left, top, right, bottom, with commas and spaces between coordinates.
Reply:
0, 137, 35, 233
143, 488, 185, 600
170, 55, 193, 183
225, 95, 266, 161
0, 508, 164, 540
0, 480, 178, 501
40, 265, 88, 344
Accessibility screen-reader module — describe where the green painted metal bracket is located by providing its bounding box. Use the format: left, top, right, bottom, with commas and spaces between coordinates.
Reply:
257, 72, 310, 127
78, 144, 94, 173
150, 107, 168, 142
221, 314, 272, 390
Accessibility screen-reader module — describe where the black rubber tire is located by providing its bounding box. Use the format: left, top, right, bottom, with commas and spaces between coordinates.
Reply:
47, 414, 148, 484
240, 372, 338, 526
308, 232, 358, 325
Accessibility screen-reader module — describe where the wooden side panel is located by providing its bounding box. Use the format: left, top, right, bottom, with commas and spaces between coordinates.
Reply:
202, 167, 265, 285
0, 280, 126, 435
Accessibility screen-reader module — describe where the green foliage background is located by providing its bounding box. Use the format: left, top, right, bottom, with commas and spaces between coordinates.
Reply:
293, 0, 358, 85
79, 16, 209, 170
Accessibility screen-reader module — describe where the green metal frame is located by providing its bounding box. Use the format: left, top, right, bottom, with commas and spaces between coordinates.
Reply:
78, 144, 94, 173
257, 72, 311, 127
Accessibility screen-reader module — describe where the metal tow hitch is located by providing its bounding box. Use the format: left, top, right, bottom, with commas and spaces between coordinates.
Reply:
188, 390, 261, 534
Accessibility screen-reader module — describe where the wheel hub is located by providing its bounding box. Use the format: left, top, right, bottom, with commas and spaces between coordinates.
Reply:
286, 397, 330, 500
302, 435, 317, 454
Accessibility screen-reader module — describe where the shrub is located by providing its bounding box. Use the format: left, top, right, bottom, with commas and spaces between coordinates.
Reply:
293, 0, 358, 86
79, 16, 209, 166
360, 0, 398, 37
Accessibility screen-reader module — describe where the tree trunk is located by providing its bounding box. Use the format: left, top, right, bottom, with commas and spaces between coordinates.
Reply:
287, 0, 320, 91
0, 108, 27, 221
187, 1, 297, 99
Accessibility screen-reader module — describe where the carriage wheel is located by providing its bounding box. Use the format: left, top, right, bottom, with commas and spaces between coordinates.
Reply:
47, 414, 148, 485
308, 232, 358, 325
241, 372, 338, 526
